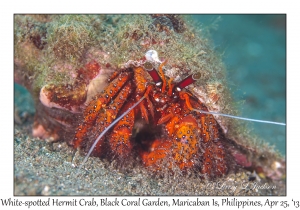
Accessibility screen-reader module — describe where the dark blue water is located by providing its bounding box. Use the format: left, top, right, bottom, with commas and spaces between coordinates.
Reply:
193, 15, 286, 155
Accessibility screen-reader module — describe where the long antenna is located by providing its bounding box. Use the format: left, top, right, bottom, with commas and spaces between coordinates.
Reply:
192, 108, 286, 126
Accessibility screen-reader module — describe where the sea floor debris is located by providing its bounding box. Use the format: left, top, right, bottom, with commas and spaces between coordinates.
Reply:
14, 121, 286, 196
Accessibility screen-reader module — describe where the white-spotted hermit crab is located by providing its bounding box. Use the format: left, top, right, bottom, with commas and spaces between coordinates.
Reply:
72, 50, 286, 178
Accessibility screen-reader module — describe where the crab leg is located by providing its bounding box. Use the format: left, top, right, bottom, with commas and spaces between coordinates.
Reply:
85, 81, 134, 155
77, 86, 152, 172
133, 66, 155, 123
187, 95, 228, 176
73, 72, 132, 148
158, 60, 168, 92
109, 102, 135, 159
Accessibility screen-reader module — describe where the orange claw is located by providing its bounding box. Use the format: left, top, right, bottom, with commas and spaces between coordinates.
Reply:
172, 115, 200, 170
141, 139, 172, 169
142, 115, 200, 171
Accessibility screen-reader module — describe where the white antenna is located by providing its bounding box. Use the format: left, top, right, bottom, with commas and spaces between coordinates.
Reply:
192, 108, 286, 126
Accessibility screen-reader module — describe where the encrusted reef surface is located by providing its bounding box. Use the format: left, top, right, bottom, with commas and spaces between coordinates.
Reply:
14, 14, 285, 195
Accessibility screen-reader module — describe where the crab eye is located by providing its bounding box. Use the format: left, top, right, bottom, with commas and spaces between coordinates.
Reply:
174, 72, 201, 91
192, 72, 201, 80
144, 61, 153, 70
144, 62, 163, 86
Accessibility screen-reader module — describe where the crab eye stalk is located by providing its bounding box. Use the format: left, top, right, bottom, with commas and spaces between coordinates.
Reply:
174, 72, 201, 91
144, 61, 163, 86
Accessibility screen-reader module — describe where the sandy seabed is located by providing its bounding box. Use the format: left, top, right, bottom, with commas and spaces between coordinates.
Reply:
14, 120, 286, 196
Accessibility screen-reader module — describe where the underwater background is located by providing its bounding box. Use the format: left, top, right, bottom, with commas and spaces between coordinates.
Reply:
194, 14, 286, 155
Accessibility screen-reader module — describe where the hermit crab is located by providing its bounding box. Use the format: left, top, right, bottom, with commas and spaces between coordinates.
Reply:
72, 50, 233, 178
